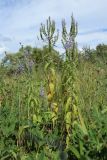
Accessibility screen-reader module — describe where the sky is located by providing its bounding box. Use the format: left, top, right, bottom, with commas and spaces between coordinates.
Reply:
0, 0, 107, 58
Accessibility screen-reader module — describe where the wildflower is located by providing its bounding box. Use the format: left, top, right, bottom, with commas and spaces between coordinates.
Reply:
63, 36, 73, 50
17, 63, 25, 73
40, 84, 45, 97
28, 60, 34, 73
24, 49, 31, 58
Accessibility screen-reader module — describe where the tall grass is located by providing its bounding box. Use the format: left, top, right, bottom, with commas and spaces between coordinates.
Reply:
0, 16, 107, 160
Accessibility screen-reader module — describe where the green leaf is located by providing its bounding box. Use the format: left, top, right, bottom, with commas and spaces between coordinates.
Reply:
69, 146, 80, 159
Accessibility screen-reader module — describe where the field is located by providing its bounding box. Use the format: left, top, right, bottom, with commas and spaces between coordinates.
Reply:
0, 16, 107, 160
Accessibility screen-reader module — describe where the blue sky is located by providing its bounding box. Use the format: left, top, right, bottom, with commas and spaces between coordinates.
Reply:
0, 0, 107, 58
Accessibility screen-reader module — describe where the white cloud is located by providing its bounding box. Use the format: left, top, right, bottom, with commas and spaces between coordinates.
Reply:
0, 46, 6, 53
0, 0, 107, 57
77, 32, 107, 49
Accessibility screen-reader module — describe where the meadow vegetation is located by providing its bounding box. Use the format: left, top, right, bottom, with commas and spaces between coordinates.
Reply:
0, 16, 107, 160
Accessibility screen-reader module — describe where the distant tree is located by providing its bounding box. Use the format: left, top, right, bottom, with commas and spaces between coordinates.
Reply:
32, 47, 44, 65
96, 44, 107, 57
40, 16, 59, 52
82, 46, 96, 62
32, 46, 63, 70
2, 46, 34, 75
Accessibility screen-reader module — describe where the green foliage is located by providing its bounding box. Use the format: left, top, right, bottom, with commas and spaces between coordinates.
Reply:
96, 43, 107, 57
62, 15, 78, 61
40, 16, 59, 52
0, 16, 107, 160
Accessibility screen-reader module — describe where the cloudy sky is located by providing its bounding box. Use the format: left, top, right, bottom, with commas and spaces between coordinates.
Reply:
0, 0, 107, 58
